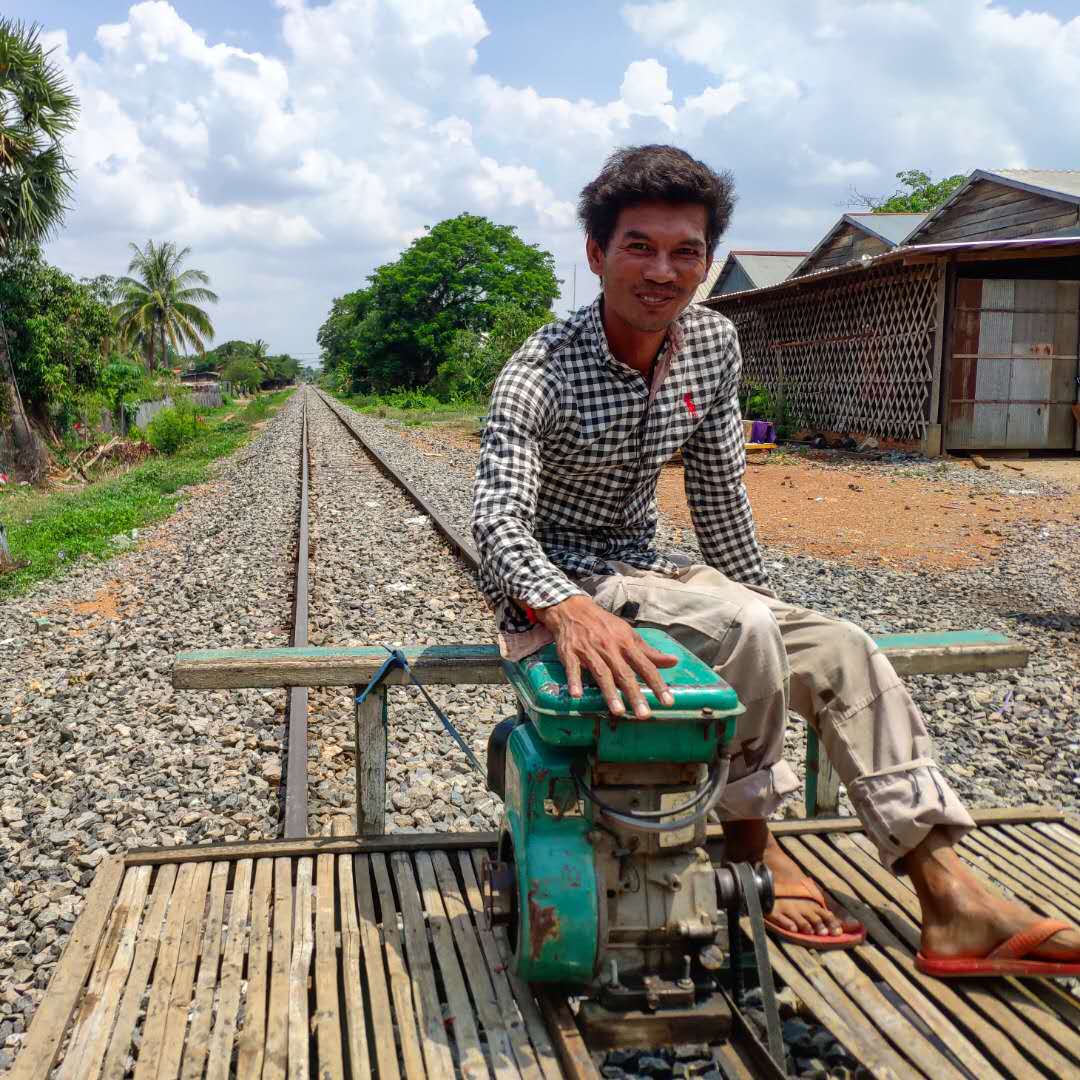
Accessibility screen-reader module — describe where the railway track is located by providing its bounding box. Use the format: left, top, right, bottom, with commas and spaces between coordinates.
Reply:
279, 386, 495, 839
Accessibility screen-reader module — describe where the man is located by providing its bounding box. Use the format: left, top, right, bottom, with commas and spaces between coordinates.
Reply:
472, 145, 1080, 976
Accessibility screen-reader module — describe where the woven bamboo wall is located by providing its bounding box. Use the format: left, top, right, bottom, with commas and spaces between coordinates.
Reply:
713, 262, 941, 440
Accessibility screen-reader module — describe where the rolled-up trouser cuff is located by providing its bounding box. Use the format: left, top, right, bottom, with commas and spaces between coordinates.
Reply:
715, 760, 800, 820
847, 761, 975, 872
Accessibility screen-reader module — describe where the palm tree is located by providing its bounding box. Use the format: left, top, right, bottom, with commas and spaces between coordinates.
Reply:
250, 338, 273, 384
113, 240, 219, 371
0, 19, 78, 481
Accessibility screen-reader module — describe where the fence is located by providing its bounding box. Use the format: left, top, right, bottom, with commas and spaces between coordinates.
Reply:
711, 261, 941, 440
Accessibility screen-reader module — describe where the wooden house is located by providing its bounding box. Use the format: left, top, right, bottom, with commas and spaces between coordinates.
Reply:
708, 170, 1080, 454
792, 214, 925, 277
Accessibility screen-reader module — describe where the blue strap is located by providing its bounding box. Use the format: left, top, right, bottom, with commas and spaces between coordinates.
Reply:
355, 648, 484, 776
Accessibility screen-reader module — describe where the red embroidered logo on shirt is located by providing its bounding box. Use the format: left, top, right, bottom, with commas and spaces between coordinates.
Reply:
683, 393, 697, 416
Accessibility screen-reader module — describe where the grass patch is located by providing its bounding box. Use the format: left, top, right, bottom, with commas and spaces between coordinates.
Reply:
0, 389, 294, 599
331, 389, 485, 429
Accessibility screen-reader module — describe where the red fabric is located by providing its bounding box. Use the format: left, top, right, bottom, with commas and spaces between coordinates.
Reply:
683, 392, 697, 416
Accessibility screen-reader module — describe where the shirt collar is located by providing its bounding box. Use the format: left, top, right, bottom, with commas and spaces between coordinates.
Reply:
584, 296, 687, 380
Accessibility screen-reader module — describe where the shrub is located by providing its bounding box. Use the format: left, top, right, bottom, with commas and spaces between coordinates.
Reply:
146, 399, 200, 454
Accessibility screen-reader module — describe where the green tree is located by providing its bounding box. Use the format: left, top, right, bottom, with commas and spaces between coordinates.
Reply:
317, 288, 370, 389
320, 215, 559, 391
852, 169, 967, 214
0, 19, 79, 479
432, 303, 554, 401
113, 239, 219, 372
222, 356, 261, 394
0, 250, 113, 420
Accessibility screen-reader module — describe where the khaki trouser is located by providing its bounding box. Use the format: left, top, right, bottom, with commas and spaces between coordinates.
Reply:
578, 563, 974, 871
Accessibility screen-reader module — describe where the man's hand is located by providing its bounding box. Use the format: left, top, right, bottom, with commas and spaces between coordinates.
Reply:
534, 595, 678, 718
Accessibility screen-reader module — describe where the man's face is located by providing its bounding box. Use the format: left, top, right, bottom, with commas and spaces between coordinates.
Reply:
586, 201, 711, 335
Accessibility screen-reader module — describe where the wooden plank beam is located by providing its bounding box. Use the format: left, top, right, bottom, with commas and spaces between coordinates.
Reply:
174, 631, 1028, 690
707, 805, 1064, 845
173, 644, 505, 690
125, 830, 500, 867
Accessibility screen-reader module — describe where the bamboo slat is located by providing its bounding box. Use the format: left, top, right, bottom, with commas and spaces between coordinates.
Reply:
206, 858, 254, 1080
288, 857, 315, 1080
388, 852, 456, 1079
369, 854, 427, 1080
431, 850, 536, 1079
315, 851, 345, 1079
263, 857, 295, 1080
157, 859, 213, 1080
352, 854, 403, 1080
132, 862, 198, 1080
412, 851, 490, 1079
331, 818, 371, 1080
101, 864, 179, 1080
236, 857, 274, 1080
466, 849, 562, 1080
59, 866, 149, 1080
180, 860, 229, 1080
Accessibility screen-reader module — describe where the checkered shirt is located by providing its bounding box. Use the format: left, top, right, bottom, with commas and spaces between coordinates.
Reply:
472, 297, 767, 636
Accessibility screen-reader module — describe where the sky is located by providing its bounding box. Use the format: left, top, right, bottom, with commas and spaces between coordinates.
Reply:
24, 0, 1080, 362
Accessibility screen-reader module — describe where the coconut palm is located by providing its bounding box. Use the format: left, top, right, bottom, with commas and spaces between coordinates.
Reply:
0, 19, 78, 481
250, 338, 273, 383
113, 240, 219, 371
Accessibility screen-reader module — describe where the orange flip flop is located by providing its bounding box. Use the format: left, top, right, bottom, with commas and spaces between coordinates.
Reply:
764, 876, 867, 951
915, 918, 1080, 978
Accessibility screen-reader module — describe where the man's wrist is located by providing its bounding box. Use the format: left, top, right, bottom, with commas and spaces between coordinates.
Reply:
532, 594, 589, 631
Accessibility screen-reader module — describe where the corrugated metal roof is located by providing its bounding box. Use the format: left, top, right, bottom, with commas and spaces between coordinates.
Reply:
847, 212, 927, 244
706, 235, 1080, 306
691, 258, 725, 303
992, 169, 1080, 199
736, 252, 807, 288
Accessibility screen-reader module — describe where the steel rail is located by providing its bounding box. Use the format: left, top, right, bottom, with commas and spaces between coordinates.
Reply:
282, 391, 311, 837
311, 387, 480, 572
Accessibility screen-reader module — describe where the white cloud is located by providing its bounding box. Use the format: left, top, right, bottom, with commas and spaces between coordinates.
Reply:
35, 1, 1080, 355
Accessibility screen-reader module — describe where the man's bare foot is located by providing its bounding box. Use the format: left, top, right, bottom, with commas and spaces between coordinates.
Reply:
910, 828, 1080, 960
723, 819, 863, 938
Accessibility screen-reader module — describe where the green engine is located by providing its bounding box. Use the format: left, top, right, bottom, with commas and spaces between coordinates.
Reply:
484, 628, 770, 1017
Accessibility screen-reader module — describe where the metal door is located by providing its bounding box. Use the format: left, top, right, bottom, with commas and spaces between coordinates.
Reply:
946, 277, 1079, 450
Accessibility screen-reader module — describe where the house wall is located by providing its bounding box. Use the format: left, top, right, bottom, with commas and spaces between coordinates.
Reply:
711, 261, 942, 441
913, 180, 1080, 244
795, 225, 890, 276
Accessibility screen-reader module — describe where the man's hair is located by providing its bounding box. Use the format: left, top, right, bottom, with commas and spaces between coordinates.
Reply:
578, 145, 735, 258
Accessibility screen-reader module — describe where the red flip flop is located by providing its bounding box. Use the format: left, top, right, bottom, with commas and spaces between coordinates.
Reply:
916, 918, 1080, 979
764, 876, 867, 951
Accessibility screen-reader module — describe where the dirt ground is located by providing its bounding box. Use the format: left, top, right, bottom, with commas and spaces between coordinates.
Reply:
415, 421, 1080, 572
660, 455, 1080, 570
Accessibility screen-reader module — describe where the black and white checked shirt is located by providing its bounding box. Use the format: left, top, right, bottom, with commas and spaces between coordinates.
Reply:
472, 297, 767, 640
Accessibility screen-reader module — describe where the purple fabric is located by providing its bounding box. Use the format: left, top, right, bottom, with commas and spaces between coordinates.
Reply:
750, 420, 775, 443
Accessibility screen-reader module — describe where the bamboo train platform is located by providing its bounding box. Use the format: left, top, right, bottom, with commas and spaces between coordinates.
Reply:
11, 807, 1080, 1079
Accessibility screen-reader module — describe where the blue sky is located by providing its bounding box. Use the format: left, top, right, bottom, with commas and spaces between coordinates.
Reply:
28, 1, 1080, 358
